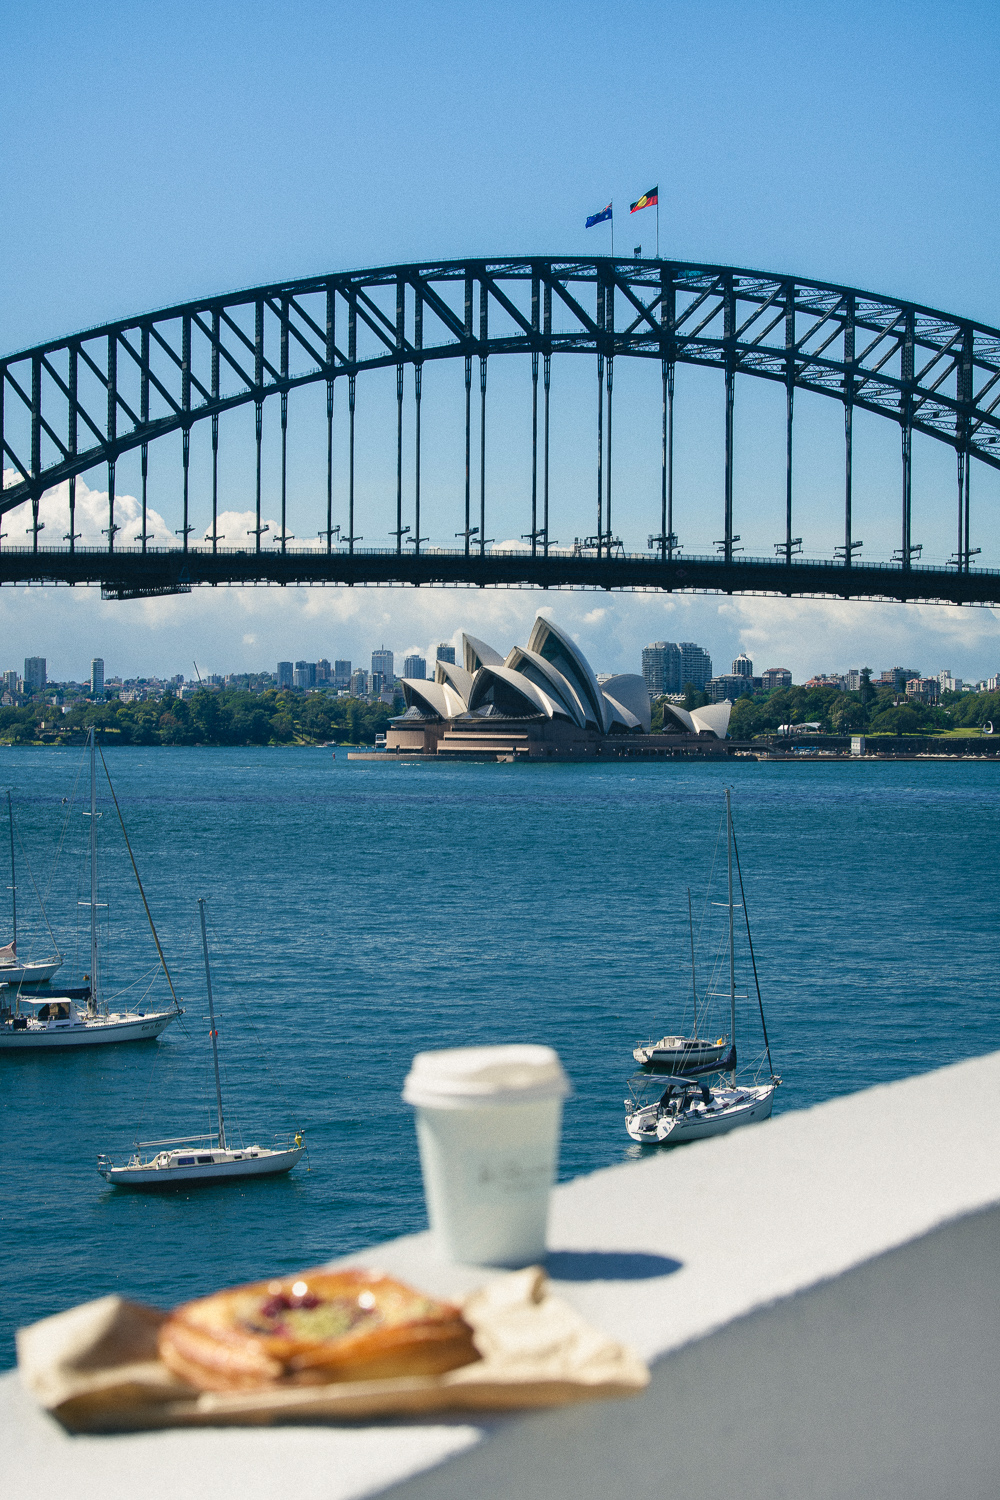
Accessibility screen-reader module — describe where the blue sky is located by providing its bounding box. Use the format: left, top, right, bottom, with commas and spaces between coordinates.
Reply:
2, 0, 999, 683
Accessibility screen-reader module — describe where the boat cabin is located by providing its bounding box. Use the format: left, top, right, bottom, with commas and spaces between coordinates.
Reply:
35, 1002, 73, 1022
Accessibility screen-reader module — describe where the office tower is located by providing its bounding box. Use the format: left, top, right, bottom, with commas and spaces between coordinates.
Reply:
23, 657, 46, 692
334, 660, 352, 690
371, 647, 394, 683
293, 661, 316, 689
350, 668, 369, 696
402, 654, 426, 679
91, 658, 105, 696
277, 662, 294, 689
316, 659, 331, 683
436, 644, 456, 664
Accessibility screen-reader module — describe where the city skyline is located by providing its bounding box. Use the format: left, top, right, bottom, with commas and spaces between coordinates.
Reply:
8, 632, 998, 700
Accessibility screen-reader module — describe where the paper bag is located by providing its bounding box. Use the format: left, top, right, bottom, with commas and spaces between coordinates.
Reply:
17, 1267, 649, 1432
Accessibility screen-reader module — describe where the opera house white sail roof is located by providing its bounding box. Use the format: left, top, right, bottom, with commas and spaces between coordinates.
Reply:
396, 616, 732, 739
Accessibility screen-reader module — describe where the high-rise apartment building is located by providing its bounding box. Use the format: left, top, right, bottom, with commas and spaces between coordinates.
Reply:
316, 659, 331, 684
847, 669, 863, 692
761, 667, 792, 691
732, 653, 753, 679
371, 647, 394, 683
23, 657, 46, 692
708, 674, 751, 703
334, 660, 352, 690
403, 654, 426, 679
91, 658, 105, 696
679, 643, 712, 692
1, 670, 19, 696
350, 668, 369, 696
293, 661, 316, 690
436, 644, 456, 664
881, 667, 920, 692
641, 641, 682, 695
277, 661, 294, 689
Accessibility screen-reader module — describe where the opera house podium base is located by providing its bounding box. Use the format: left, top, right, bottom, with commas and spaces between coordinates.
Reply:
375, 718, 730, 762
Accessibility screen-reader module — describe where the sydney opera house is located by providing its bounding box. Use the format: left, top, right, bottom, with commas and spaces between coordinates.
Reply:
382, 614, 733, 761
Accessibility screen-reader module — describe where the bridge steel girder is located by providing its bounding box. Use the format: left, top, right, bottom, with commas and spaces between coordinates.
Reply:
3, 257, 1000, 522
2, 546, 999, 607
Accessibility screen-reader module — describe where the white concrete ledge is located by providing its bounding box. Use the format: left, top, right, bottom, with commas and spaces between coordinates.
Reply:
6, 1050, 1000, 1500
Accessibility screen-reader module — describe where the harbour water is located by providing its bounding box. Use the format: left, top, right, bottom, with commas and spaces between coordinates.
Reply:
2, 748, 998, 1366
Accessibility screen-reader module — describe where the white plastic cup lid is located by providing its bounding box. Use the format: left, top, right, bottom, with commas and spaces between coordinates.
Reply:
403, 1044, 570, 1109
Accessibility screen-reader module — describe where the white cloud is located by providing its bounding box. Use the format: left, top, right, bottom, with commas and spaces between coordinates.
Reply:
3, 475, 176, 550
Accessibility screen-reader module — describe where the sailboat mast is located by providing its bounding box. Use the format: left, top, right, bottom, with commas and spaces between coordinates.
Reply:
687, 886, 697, 1037
726, 788, 736, 1082
7, 790, 15, 950
198, 898, 226, 1151
89, 729, 98, 1005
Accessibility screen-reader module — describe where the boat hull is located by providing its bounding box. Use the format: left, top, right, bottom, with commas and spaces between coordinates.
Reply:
626, 1083, 776, 1146
0, 1009, 177, 1049
632, 1037, 731, 1073
0, 957, 64, 985
101, 1146, 304, 1188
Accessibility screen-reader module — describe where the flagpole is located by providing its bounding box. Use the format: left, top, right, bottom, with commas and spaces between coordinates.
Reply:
610, 202, 614, 260
656, 200, 660, 259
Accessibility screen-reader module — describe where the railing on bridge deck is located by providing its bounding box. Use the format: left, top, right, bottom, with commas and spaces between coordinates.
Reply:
1, 541, 999, 606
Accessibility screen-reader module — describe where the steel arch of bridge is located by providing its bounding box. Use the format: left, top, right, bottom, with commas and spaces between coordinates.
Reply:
2, 256, 1000, 601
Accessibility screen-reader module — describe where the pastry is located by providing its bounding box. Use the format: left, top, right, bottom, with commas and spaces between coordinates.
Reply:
158, 1268, 479, 1392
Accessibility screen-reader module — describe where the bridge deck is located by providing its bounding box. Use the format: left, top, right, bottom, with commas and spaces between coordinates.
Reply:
1, 545, 997, 605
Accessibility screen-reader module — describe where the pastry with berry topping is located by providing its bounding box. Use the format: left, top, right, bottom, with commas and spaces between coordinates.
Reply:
158, 1269, 479, 1391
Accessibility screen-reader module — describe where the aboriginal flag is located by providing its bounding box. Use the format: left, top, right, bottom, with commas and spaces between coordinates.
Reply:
585, 202, 612, 228
630, 187, 658, 214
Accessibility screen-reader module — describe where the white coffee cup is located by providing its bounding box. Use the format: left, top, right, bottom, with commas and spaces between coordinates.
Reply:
403, 1044, 571, 1267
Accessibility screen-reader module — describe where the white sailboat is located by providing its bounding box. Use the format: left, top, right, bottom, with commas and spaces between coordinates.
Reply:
633, 888, 733, 1074
626, 790, 779, 1146
98, 898, 304, 1187
0, 731, 181, 1050
0, 789, 64, 986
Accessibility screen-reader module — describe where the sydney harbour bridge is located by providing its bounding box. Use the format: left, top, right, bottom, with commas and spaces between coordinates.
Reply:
1, 256, 998, 604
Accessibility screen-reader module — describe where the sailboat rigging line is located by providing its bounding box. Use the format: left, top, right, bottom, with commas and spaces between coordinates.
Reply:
687, 887, 697, 1037
11, 815, 62, 958
37, 751, 85, 917
97, 743, 182, 1014
198, 897, 227, 1151
7, 790, 16, 947
201, 906, 296, 1122
731, 824, 774, 1078
725, 790, 736, 1085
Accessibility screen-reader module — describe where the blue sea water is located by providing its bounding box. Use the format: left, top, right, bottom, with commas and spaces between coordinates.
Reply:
2, 747, 999, 1367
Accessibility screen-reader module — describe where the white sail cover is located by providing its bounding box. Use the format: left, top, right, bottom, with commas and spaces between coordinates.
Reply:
0, 940, 15, 960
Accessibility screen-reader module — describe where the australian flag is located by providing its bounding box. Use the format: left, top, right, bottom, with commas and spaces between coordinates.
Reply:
585, 202, 612, 228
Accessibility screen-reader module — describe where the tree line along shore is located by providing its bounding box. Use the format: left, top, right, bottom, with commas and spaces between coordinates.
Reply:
656, 680, 1000, 739
3, 678, 999, 748
0, 688, 399, 747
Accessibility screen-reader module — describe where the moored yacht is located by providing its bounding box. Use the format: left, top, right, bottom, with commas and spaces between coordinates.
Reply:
2, 987, 177, 1049
626, 790, 779, 1146
0, 789, 64, 986
0, 731, 181, 1052
98, 898, 304, 1188
98, 1134, 304, 1187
